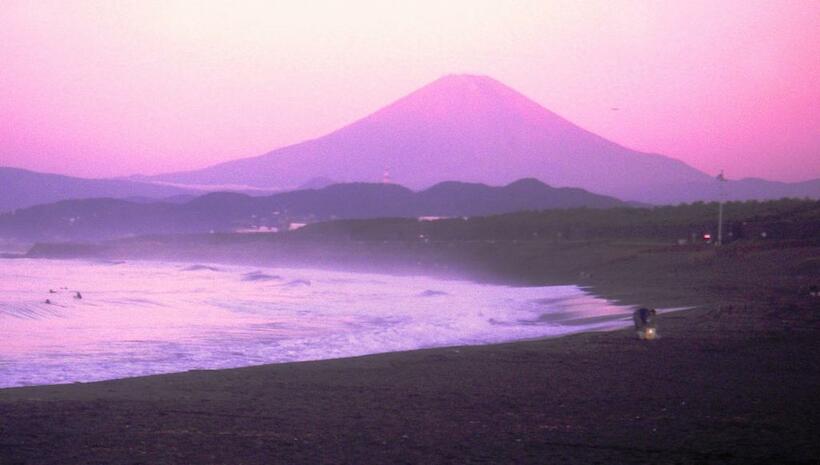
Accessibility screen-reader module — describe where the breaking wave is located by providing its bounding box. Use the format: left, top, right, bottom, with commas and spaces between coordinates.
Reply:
241, 271, 282, 282
0, 258, 642, 388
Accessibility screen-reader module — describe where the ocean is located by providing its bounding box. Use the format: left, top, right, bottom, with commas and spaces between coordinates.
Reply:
0, 258, 637, 388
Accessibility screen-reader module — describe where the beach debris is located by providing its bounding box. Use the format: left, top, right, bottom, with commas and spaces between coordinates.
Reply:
48, 289, 57, 294
45, 299, 51, 304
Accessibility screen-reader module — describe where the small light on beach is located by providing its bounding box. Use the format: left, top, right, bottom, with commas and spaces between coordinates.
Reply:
645, 327, 657, 340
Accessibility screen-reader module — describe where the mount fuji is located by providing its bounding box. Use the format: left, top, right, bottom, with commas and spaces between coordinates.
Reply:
147, 75, 817, 203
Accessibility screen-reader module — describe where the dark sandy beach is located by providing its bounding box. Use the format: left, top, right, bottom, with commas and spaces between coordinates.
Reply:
1, 240, 819, 464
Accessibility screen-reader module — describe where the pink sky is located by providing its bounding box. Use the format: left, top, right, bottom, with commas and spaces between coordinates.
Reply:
1, 0, 818, 182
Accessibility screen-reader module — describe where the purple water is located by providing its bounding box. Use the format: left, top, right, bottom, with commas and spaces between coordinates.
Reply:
1, 258, 639, 388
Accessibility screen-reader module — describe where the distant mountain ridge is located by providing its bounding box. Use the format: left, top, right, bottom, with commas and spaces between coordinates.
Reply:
6, 75, 818, 206
146, 74, 819, 204
6, 74, 818, 207
640, 177, 820, 204
0, 167, 198, 213
0, 178, 625, 241
147, 74, 718, 202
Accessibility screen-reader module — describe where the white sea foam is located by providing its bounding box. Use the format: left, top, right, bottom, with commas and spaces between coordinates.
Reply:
0, 258, 637, 388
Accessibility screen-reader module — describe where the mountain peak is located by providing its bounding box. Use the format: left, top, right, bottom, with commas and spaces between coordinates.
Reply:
429, 73, 505, 88
505, 178, 550, 190
150, 74, 713, 202
363, 73, 561, 129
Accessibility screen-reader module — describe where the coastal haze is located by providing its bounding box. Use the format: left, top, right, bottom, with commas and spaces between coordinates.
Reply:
0, 178, 628, 241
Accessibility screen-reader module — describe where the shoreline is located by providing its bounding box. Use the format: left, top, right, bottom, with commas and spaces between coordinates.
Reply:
1, 240, 818, 463
1, 257, 656, 390
0, 316, 661, 392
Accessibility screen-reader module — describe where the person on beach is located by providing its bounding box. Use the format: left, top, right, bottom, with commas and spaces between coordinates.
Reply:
633, 307, 657, 340
74, 291, 82, 299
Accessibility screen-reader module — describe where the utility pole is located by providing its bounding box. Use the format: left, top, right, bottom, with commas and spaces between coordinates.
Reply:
716, 170, 727, 246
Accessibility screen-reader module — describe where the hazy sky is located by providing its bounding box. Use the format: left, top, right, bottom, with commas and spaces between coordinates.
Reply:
1, 1, 818, 181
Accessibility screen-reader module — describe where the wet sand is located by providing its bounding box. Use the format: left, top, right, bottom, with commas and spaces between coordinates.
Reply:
1, 241, 819, 464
